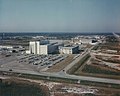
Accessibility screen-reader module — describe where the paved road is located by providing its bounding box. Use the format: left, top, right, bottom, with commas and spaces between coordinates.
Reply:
0, 44, 120, 85
0, 67, 120, 85
60, 45, 95, 73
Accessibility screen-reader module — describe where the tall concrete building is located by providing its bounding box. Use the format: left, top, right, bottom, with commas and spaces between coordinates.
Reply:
29, 41, 40, 54
29, 41, 37, 54
28, 40, 63, 55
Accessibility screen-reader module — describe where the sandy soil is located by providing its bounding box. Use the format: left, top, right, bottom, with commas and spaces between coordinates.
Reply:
0, 75, 120, 96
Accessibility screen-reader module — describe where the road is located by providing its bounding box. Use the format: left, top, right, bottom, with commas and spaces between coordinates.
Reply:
0, 44, 120, 85
0, 67, 120, 84
61, 52, 89, 73
61, 46, 93, 73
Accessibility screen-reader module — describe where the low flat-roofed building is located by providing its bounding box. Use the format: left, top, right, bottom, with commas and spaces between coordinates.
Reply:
0, 45, 13, 49
59, 45, 79, 54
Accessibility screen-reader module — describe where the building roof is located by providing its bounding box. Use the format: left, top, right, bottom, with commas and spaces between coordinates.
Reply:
60, 45, 78, 49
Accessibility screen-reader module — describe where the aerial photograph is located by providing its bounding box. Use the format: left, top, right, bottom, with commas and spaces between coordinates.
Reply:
0, 0, 120, 96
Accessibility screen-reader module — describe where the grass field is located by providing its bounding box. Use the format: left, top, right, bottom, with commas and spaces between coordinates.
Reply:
82, 64, 120, 75
74, 64, 120, 79
92, 45, 100, 50
67, 54, 90, 74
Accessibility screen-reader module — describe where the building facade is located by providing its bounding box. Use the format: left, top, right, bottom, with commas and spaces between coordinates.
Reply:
59, 45, 79, 54
28, 41, 63, 55
29, 41, 38, 54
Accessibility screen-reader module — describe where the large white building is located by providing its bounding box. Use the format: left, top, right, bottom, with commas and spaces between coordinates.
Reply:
29, 41, 39, 54
27, 40, 63, 55
59, 45, 79, 54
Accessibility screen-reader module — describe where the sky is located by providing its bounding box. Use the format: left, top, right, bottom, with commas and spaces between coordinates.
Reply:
0, 0, 120, 33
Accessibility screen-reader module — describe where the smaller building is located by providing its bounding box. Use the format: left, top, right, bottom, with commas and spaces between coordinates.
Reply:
59, 45, 79, 54
0, 45, 13, 49
71, 36, 99, 45
0, 45, 25, 53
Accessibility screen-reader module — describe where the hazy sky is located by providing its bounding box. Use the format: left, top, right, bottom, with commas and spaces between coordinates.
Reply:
0, 0, 120, 32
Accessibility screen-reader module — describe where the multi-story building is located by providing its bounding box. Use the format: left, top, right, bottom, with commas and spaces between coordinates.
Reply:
29, 41, 40, 54
28, 40, 63, 55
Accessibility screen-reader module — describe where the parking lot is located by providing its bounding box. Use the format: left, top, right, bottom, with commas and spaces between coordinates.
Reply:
0, 52, 68, 72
